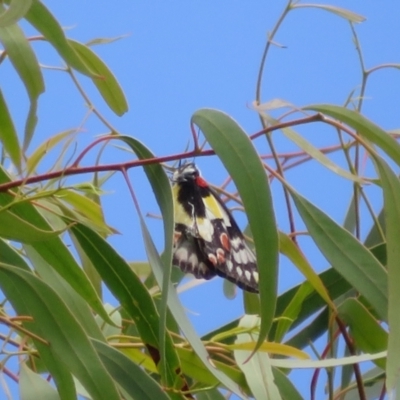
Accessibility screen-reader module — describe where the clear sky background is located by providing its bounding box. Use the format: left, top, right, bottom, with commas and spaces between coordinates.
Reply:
1, 1, 400, 399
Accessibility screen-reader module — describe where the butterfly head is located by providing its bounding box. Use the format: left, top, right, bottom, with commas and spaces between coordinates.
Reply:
172, 163, 208, 187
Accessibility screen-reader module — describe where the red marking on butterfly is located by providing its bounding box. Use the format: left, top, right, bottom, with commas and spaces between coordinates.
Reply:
220, 233, 231, 251
195, 176, 208, 187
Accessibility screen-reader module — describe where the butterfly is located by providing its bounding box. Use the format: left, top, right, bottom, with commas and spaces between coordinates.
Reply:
171, 163, 259, 292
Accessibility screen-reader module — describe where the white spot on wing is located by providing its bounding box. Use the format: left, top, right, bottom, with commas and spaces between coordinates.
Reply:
188, 253, 198, 266
253, 271, 259, 283
244, 270, 251, 281
239, 249, 249, 264
231, 237, 242, 250
236, 267, 243, 277
233, 251, 241, 263
197, 218, 214, 242
245, 244, 256, 262
226, 260, 233, 271
175, 248, 188, 261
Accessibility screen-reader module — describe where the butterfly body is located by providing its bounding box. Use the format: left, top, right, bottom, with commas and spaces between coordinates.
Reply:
172, 163, 259, 293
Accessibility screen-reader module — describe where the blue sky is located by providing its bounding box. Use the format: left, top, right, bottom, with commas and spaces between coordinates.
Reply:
1, 1, 400, 398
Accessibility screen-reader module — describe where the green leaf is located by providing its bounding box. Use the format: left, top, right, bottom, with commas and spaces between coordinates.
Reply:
280, 125, 364, 184
92, 340, 170, 400
0, 208, 64, 242
290, 189, 387, 320
68, 40, 128, 116
271, 267, 350, 342
0, 166, 112, 324
272, 367, 303, 400
279, 231, 334, 308
0, 264, 120, 400
20, 363, 61, 400
0, 14, 44, 148
30, 342, 77, 400
0, 88, 20, 169
234, 315, 282, 400
138, 208, 247, 398
270, 351, 386, 369
291, 4, 365, 23
116, 136, 174, 388
274, 282, 313, 343
364, 209, 385, 248
304, 104, 400, 167
69, 222, 183, 392
25, 245, 105, 341
22, 0, 95, 76
0, 238, 30, 270
284, 308, 329, 350
0, 0, 32, 27
192, 109, 279, 348
196, 389, 226, 400
26, 129, 75, 174
371, 155, 400, 392
338, 298, 387, 369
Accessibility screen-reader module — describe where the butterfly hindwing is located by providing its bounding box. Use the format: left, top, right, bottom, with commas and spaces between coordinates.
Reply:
201, 190, 259, 292
172, 223, 217, 280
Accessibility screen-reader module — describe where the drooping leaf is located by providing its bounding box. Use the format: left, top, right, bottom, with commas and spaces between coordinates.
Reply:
21, 0, 95, 76
0, 11, 44, 148
338, 298, 387, 369
19, 363, 60, 400
0, 264, 120, 400
304, 104, 400, 167
69, 222, 184, 394
0, 0, 32, 27
192, 108, 279, 349
234, 315, 282, 400
290, 189, 387, 320
371, 155, 400, 392
0, 166, 112, 324
292, 4, 365, 23
0, 88, 20, 169
92, 340, 170, 400
68, 40, 128, 116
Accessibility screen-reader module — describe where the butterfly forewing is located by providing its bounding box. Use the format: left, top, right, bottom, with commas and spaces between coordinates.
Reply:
172, 163, 259, 293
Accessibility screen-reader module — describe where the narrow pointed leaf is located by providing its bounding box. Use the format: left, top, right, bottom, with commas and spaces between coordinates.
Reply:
26, 129, 75, 174
279, 231, 334, 308
92, 340, 170, 400
0, 88, 20, 169
20, 363, 60, 400
192, 108, 278, 347
338, 298, 387, 369
0, 0, 32, 26
234, 315, 282, 400
270, 351, 386, 369
116, 136, 174, 387
0, 15, 44, 148
139, 214, 247, 398
292, 4, 365, 23
0, 264, 120, 400
0, 208, 64, 242
290, 189, 387, 320
25, 245, 105, 341
21, 0, 95, 76
272, 367, 303, 400
69, 222, 182, 391
0, 238, 30, 270
281, 125, 364, 183
0, 166, 111, 324
68, 40, 128, 116
371, 155, 400, 392
304, 104, 400, 167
